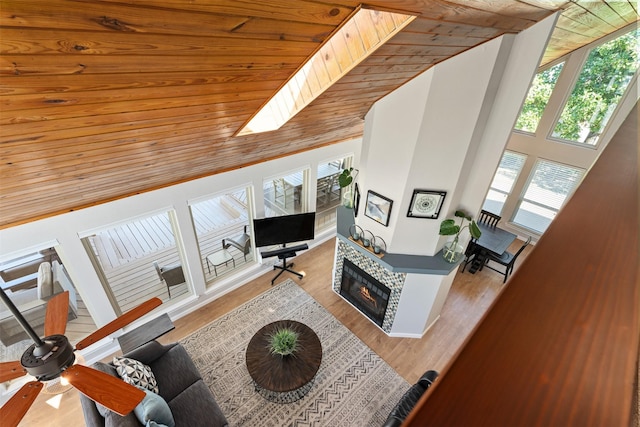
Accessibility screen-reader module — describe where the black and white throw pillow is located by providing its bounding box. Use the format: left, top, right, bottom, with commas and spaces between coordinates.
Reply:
113, 356, 159, 394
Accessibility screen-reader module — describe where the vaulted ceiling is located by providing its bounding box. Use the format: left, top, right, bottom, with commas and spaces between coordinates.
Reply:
1, 1, 637, 229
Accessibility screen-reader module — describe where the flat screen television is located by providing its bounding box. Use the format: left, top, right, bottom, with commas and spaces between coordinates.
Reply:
253, 212, 316, 247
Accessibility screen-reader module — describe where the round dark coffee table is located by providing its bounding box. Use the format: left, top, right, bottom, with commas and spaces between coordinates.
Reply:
245, 320, 322, 403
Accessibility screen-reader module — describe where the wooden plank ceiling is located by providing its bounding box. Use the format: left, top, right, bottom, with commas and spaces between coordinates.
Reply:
1, 0, 637, 229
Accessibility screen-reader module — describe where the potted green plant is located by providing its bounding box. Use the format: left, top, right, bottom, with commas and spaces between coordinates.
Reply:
269, 326, 300, 357
439, 209, 481, 263
338, 167, 358, 208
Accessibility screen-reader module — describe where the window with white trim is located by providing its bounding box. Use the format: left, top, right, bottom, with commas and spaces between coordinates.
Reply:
514, 62, 564, 134
513, 159, 585, 234
482, 151, 527, 215
551, 27, 639, 146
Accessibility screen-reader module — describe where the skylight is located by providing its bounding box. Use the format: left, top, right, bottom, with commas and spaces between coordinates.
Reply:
236, 6, 417, 136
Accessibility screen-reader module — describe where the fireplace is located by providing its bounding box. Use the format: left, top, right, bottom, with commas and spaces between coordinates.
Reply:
340, 258, 390, 327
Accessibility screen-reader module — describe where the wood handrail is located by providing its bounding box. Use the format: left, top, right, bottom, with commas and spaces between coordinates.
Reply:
405, 105, 639, 426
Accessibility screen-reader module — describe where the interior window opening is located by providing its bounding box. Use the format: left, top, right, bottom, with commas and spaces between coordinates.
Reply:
189, 188, 254, 287
81, 211, 192, 314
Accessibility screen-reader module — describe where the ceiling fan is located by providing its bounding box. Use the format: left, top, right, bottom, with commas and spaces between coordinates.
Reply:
0, 287, 162, 427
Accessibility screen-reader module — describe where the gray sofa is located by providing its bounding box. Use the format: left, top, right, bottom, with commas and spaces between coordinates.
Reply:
80, 340, 228, 427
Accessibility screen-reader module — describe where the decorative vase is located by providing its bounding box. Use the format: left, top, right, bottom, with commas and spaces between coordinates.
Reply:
342, 186, 353, 208
442, 240, 464, 263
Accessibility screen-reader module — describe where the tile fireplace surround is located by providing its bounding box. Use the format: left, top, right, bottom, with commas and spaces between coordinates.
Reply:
333, 207, 461, 338
334, 241, 405, 333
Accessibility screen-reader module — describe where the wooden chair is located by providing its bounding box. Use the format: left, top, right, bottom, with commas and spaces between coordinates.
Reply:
328, 174, 342, 202
315, 176, 332, 207
153, 261, 185, 298
483, 236, 532, 283
273, 178, 299, 208
223, 225, 251, 261
478, 209, 501, 228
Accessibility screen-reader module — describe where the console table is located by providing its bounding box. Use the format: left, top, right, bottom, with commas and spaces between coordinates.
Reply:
117, 313, 175, 354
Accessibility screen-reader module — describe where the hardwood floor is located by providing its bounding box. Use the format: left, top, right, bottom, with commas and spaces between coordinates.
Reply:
17, 237, 532, 426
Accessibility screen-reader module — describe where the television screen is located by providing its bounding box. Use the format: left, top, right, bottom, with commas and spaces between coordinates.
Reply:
253, 212, 316, 247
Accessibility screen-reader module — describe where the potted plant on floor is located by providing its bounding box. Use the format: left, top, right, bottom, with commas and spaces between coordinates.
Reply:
269, 326, 300, 357
439, 209, 481, 263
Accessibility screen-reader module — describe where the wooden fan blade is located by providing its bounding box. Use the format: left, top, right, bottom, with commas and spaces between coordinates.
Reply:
44, 290, 69, 336
0, 360, 26, 383
62, 364, 145, 416
0, 381, 43, 427
75, 297, 162, 350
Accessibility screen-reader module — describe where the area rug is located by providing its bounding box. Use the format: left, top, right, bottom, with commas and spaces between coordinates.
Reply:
180, 279, 409, 426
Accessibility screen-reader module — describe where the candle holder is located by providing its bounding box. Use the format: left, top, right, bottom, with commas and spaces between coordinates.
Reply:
361, 229, 374, 247
372, 236, 387, 254
349, 224, 363, 241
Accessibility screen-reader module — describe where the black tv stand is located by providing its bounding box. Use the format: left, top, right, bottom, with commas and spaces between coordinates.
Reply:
261, 243, 309, 285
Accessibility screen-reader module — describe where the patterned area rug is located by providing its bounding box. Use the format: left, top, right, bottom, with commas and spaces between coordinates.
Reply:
180, 279, 409, 426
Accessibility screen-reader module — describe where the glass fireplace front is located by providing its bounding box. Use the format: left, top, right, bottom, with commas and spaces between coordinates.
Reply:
339, 258, 390, 327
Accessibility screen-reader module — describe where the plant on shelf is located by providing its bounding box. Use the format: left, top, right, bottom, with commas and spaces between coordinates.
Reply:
439, 209, 482, 263
269, 327, 300, 357
338, 167, 359, 208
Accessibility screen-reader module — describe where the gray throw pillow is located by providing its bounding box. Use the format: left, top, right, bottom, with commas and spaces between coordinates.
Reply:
133, 387, 175, 427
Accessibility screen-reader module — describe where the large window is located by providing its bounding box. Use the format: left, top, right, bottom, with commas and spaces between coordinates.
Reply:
263, 170, 306, 217
512, 160, 585, 234
81, 211, 191, 314
190, 189, 254, 286
514, 62, 564, 133
482, 151, 527, 215
552, 27, 639, 146
0, 246, 96, 381
315, 157, 350, 232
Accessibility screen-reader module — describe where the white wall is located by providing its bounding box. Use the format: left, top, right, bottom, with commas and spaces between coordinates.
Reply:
460, 13, 560, 222
356, 14, 558, 256
0, 139, 361, 361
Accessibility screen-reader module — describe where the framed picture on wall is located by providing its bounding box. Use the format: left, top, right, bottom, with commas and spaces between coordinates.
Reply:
365, 190, 393, 226
407, 189, 446, 219
354, 183, 361, 217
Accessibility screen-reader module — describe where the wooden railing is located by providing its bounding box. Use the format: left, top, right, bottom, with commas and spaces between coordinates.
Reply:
406, 105, 639, 426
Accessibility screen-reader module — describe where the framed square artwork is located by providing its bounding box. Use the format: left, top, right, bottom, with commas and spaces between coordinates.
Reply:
407, 189, 446, 219
364, 190, 393, 226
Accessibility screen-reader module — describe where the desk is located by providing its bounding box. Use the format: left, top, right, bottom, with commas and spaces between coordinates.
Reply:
467, 223, 517, 274
117, 313, 175, 354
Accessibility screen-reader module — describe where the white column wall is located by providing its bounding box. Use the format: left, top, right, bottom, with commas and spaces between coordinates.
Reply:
459, 13, 560, 220
356, 14, 558, 256
390, 269, 456, 338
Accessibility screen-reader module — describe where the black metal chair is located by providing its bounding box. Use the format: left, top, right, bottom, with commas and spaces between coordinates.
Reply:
483, 236, 532, 283
153, 261, 186, 298
478, 209, 501, 228
223, 225, 251, 261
